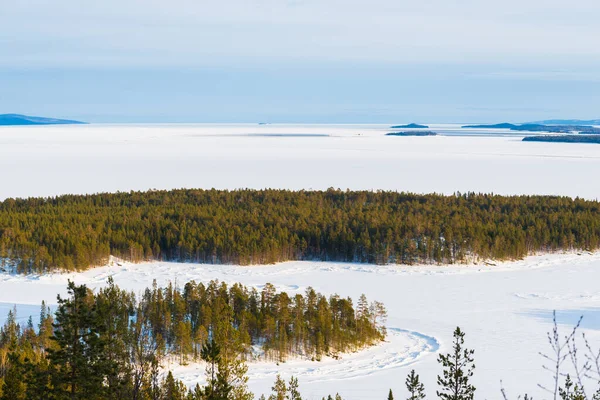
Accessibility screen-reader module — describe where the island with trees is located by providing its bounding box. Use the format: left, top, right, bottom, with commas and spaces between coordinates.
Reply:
522, 135, 600, 144
462, 123, 600, 134
1, 189, 600, 274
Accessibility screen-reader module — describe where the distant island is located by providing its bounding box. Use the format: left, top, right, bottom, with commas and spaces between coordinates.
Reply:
386, 131, 437, 137
523, 135, 600, 144
0, 114, 87, 126
528, 119, 600, 126
462, 123, 600, 134
390, 123, 429, 129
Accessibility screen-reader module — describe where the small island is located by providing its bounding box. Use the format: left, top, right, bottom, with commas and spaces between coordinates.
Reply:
462, 122, 600, 134
0, 113, 87, 126
522, 135, 600, 144
386, 131, 437, 137
390, 123, 429, 129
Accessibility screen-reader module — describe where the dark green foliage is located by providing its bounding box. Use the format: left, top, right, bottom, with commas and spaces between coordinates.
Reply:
523, 135, 600, 144
388, 388, 394, 400
47, 281, 107, 399
406, 370, 425, 400
137, 279, 384, 363
288, 376, 302, 400
0, 352, 26, 400
463, 123, 600, 134
321, 395, 342, 400
264, 375, 304, 400
559, 375, 585, 400
1, 189, 600, 273
201, 339, 235, 400
269, 374, 286, 400
0, 280, 380, 399
163, 371, 187, 400
437, 327, 476, 400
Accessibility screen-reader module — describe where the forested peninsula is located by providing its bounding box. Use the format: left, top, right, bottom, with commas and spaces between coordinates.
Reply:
523, 135, 600, 144
0, 279, 385, 399
1, 189, 600, 273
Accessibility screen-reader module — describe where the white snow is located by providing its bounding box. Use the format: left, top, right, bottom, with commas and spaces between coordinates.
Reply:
1, 252, 600, 399
0, 124, 599, 200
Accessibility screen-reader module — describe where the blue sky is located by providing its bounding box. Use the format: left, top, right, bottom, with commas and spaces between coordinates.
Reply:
1, 0, 599, 123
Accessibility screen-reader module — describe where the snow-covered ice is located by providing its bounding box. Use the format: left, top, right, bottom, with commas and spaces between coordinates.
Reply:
0, 124, 599, 200
2, 252, 600, 399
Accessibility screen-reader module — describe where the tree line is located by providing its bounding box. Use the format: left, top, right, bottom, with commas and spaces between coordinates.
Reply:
0, 279, 385, 399
1, 189, 600, 274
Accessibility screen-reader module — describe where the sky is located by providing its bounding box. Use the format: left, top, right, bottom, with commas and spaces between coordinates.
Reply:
1, 0, 600, 123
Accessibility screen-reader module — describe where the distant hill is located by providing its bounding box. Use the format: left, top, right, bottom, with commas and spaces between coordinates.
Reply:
528, 119, 600, 125
0, 114, 87, 126
390, 123, 429, 129
462, 123, 518, 129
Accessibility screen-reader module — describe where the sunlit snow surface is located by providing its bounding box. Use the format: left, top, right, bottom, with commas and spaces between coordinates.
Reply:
2, 253, 600, 399
0, 123, 599, 200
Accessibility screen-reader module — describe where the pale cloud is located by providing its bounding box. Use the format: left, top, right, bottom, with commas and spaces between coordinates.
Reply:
1, 0, 600, 68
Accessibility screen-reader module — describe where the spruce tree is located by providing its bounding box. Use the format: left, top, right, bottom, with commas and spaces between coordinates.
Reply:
388, 388, 394, 400
405, 370, 425, 400
0, 352, 27, 400
47, 281, 106, 399
436, 327, 476, 400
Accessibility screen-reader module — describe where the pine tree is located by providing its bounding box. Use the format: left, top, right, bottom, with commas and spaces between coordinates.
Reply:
559, 375, 585, 400
405, 370, 425, 400
388, 388, 394, 400
436, 327, 476, 400
269, 374, 287, 400
163, 371, 187, 400
201, 339, 223, 399
288, 376, 302, 400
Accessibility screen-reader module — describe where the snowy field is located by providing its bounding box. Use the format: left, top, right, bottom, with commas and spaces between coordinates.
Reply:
2, 252, 600, 399
0, 123, 599, 200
